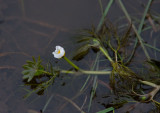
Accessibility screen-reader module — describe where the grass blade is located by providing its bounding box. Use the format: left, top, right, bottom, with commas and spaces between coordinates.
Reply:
98, 0, 103, 15
126, 0, 153, 63
96, 107, 115, 113
144, 43, 160, 52
42, 94, 54, 112
88, 53, 100, 112
117, 0, 150, 60
96, 0, 114, 32
88, 76, 98, 112
80, 52, 101, 91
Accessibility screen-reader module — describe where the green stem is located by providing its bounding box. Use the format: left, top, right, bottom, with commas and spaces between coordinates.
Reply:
63, 56, 80, 70
61, 70, 111, 75
63, 55, 111, 75
82, 70, 111, 75
99, 46, 113, 62
39, 70, 53, 76
139, 80, 158, 88
61, 70, 76, 74
96, 0, 114, 32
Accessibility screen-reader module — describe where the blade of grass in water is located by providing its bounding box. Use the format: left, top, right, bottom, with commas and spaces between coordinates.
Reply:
126, 0, 153, 63
96, 107, 115, 113
88, 53, 100, 112
98, 0, 103, 15
42, 94, 54, 112
88, 76, 98, 112
118, 0, 150, 60
138, 0, 153, 33
144, 43, 160, 53
96, 0, 114, 32
154, 38, 157, 59
80, 52, 100, 91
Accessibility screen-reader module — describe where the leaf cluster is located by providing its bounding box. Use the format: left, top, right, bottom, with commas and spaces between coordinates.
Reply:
22, 56, 59, 97
22, 56, 45, 82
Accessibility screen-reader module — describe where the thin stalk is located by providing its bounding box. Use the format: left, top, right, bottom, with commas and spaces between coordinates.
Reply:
134, 80, 160, 102
82, 70, 111, 75
118, 0, 150, 60
80, 52, 100, 91
63, 56, 80, 70
39, 70, 53, 76
61, 70, 76, 74
99, 46, 113, 62
62, 55, 111, 75
88, 75, 98, 112
138, 0, 153, 33
42, 94, 54, 112
144, 43, 160, 52
139, 80, 158, 88
126, 0, 152, 63
88, 55, 100, 112
96, 0, 114, 32
98, 0, 103, 15
61, 70, 111, 75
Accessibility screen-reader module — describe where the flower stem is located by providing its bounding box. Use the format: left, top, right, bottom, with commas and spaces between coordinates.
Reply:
99, 46, 113, 62
63, 56, 80, 70
82, 70, 111, 75
63, 56, 111, 75
61, 70, 111, 75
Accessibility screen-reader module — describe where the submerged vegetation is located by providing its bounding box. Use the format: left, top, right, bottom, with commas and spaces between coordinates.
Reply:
22, 0, 160, 112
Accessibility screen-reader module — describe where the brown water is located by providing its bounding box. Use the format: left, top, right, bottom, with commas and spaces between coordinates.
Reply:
0, 0, 160, 113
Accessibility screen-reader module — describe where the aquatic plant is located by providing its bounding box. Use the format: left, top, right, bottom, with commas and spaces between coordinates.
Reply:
22, 0, 160, 112
22, 37, 160, 110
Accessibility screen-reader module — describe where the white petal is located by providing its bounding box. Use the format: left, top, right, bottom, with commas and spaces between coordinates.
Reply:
52, 46, 65, 59
56, 46, 61, 50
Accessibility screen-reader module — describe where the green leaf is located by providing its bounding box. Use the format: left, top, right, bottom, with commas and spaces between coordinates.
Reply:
96, 107, 114, 113
22, 56, 45, 82
72, 44, 91, 61
77, 37, 92, 43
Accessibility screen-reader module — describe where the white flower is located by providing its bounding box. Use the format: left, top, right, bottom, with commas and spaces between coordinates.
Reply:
52, 46, 65, 59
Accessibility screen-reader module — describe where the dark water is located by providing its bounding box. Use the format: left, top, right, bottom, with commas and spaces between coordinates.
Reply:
0, 0, 160, 113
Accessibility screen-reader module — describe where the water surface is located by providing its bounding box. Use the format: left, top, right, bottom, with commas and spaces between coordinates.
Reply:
0, 0, 160, 113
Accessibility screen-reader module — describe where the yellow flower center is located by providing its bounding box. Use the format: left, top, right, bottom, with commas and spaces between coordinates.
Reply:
58, 50, 61, 54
